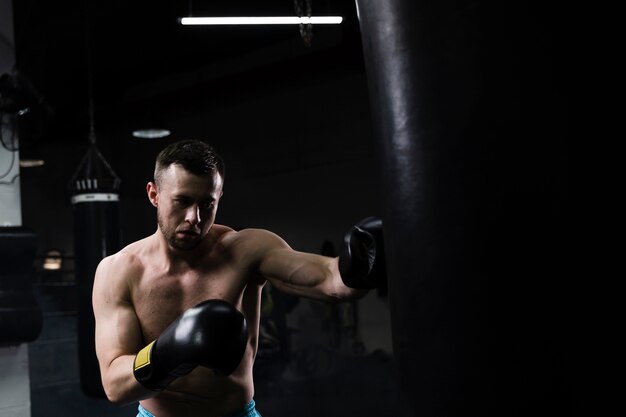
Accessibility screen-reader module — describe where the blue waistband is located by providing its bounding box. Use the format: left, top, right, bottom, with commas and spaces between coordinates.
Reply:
224, 399, 259, 417
137, 399, 260, 417
137, 404, 153, 417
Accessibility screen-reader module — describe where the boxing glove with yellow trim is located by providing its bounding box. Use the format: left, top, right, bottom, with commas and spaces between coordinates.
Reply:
133, 299, 248, 391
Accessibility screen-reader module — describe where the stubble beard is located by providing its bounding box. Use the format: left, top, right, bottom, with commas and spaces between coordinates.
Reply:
157, 209, 201, 251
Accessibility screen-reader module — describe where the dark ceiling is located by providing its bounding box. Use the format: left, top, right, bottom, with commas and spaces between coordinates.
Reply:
10, 0, 364, 150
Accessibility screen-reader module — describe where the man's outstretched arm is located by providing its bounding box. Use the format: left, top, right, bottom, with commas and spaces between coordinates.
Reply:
250, 217, 386, 301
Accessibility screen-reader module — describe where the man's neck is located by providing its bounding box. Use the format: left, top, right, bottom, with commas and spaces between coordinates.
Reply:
155, 229, 217, 271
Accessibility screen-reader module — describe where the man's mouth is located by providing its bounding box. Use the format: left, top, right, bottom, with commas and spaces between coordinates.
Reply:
177, 230, 199, 237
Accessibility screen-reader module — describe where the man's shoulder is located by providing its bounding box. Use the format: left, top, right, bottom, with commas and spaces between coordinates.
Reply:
216, 226, 289, 258
99, 236, 152, 274
216, 225, 274, 242
93, 239, 152, 302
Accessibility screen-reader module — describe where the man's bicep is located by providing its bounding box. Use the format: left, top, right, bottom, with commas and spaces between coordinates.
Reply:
258, 246, 300, 283
95, 301, 143, 366
246, 230, 291, 280
93, 258, 143, 370
260, 247, 335, 295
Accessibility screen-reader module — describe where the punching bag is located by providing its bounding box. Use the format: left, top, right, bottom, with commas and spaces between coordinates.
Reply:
70, 143, 122, 398
355, 1, 571, 415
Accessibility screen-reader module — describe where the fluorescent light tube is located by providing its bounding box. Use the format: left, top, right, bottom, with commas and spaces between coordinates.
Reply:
179, 16, 343, 25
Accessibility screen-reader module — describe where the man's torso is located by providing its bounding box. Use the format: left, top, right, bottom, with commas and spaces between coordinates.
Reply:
123, 225, 266, 417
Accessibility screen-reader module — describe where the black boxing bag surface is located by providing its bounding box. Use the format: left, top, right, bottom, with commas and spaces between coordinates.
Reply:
0, 226, 43, 345
72, 192, 121, 398
355, 0, 571, 416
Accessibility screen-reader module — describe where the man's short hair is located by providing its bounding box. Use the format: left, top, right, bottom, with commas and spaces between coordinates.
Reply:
154, 139, 225, 186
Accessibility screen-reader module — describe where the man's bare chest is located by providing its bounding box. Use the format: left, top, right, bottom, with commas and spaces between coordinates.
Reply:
132, 267, 247, 341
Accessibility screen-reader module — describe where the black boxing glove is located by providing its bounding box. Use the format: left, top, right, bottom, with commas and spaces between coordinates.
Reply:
338, 217, 386, 290
133, 299, 248, 391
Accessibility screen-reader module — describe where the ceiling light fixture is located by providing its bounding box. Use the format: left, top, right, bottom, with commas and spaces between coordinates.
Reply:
132, 128, 171, 139
179, 16, 342, 25
131, 111, 171, 139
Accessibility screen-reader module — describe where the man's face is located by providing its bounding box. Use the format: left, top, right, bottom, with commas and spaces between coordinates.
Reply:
148, 164, 223, 251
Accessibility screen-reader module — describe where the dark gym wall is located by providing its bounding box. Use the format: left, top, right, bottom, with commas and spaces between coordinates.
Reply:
21, 72, 378, 259
113, 71, 381, 249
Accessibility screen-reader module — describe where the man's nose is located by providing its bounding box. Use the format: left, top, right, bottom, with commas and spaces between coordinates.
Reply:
185, 204, 201, 225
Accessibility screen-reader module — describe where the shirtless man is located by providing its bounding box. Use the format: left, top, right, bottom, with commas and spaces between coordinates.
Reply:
92, 139, 385, 417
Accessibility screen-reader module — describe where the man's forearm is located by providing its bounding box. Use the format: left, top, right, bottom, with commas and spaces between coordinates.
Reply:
101, 355, 157, 405
271, 254, 365, 302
